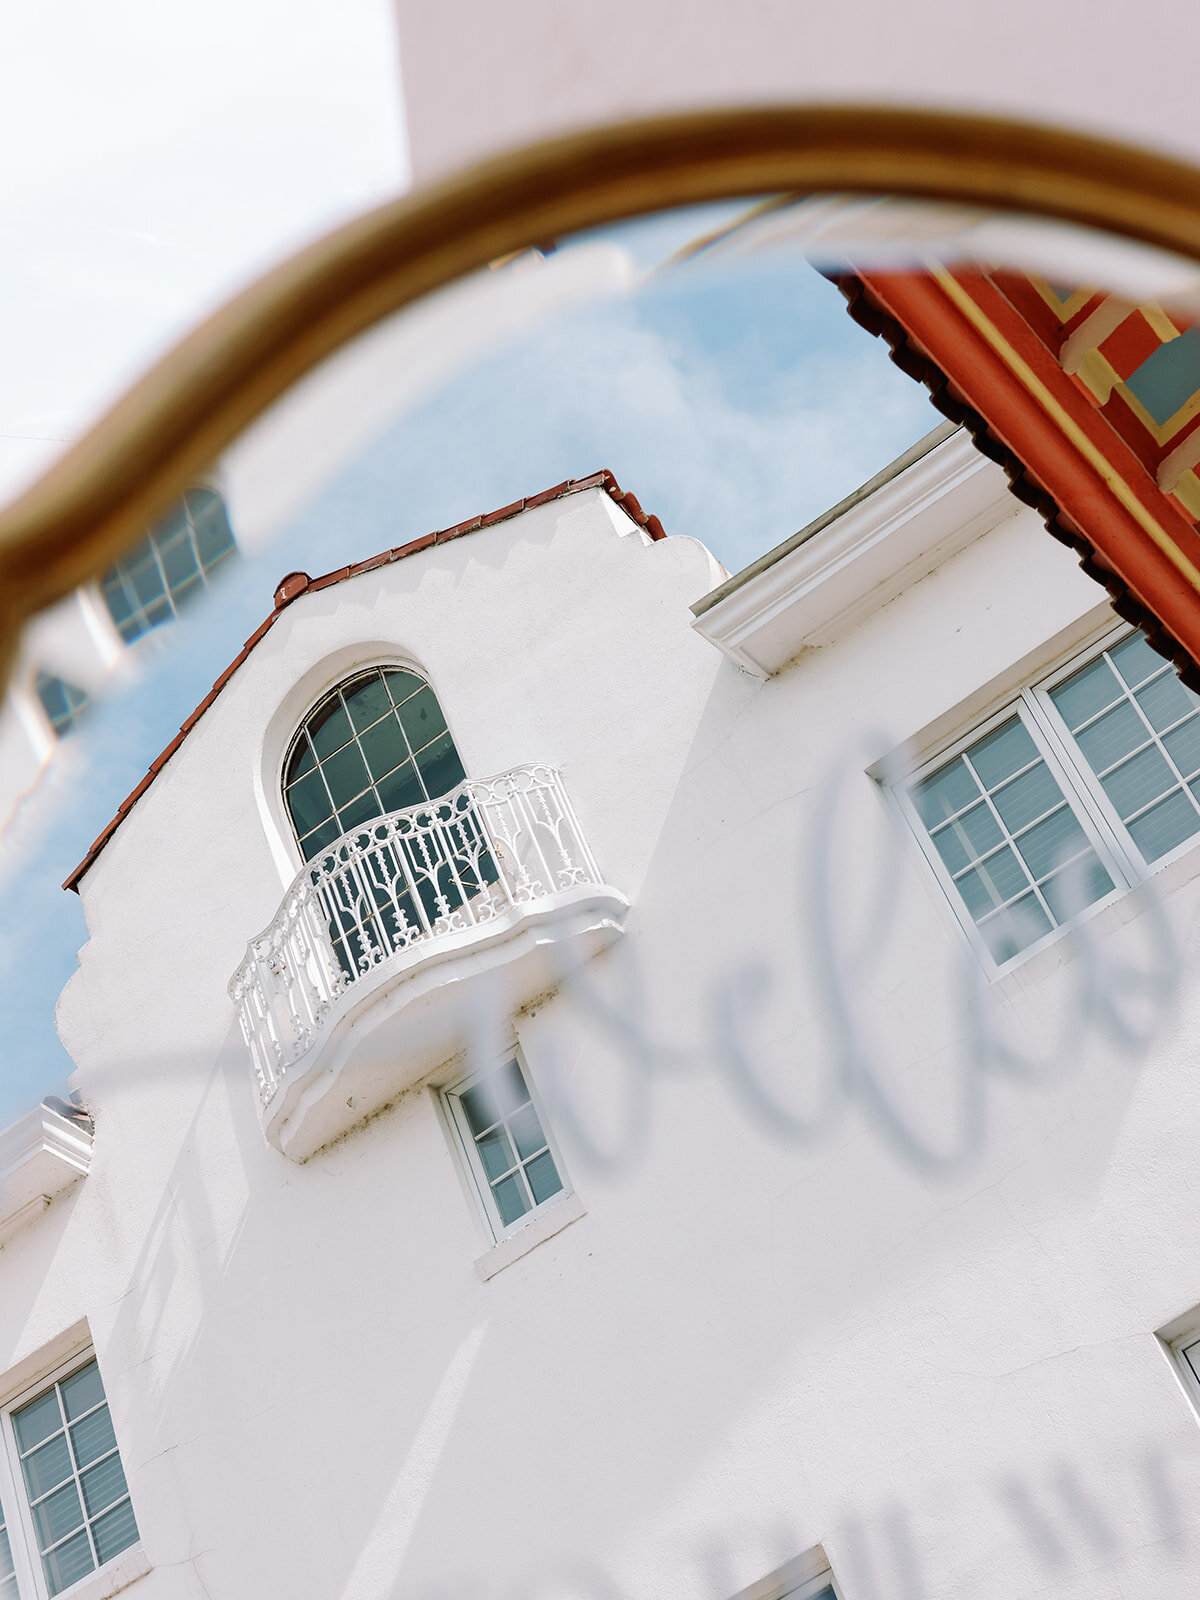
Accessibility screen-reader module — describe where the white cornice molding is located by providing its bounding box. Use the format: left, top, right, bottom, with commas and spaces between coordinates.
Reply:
0, 1105, 92, 1247
691, 427, 1019, 678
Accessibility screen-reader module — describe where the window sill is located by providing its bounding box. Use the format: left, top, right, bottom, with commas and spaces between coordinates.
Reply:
60, 1547, 151, 1600
475, 1192, 586, 1281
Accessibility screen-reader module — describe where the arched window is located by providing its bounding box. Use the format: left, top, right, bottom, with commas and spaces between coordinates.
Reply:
100, 486, 236, 644
283, 667, 467, 860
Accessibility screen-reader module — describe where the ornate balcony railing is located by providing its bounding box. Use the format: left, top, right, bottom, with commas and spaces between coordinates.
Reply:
230, 765, 605, 1109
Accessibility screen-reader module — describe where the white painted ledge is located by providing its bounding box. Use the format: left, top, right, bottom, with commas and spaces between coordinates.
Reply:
475, 1191, 587, 1281
691, 425, 1015, 677
0, 1105, 92, 1247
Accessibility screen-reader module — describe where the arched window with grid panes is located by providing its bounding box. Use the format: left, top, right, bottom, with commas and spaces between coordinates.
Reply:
283, 666, 467, 860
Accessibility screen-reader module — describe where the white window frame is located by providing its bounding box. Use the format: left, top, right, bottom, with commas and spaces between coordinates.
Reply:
440, 1052, 573, 1246
0, 1351, 142, 1600
728, 1547, 843, 1600
893, 622, 1200, 975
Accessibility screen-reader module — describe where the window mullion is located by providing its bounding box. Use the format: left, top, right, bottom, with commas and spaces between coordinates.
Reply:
1020, 686, 1137, 885
958, 749, 1059, 927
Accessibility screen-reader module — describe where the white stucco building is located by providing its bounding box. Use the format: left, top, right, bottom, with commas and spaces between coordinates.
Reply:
3, 424, 1200, 1600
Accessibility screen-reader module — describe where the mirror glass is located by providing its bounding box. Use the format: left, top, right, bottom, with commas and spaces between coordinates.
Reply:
3, 190, 1200, 1599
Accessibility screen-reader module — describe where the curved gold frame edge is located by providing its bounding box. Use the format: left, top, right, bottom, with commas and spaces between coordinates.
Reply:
3, 105, 1200, 659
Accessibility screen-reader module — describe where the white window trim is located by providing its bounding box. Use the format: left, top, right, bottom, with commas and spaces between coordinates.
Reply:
727, 1546, 843, 1600
890, 621, 1200, 976
438, 1050, 576, 1251
0, 1351, 145, 1600
1158, 1308, 1200, 1426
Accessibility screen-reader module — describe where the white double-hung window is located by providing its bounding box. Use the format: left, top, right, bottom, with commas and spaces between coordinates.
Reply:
900, 627, 1200, 968
0, 1356, 140, 1598
442, 1057, 568, 1240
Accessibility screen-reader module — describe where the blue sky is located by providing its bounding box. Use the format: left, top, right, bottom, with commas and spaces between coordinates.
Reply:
0, 223, 938, 1125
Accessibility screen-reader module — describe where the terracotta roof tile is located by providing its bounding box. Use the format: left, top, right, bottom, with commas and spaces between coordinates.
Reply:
63, 470, 666, 892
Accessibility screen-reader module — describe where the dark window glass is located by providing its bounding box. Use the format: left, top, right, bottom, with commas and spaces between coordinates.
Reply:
35, 672, 89, 737
12, 1359, 138, 1595
454, 1060, 563, 1232
100, 487, 236, 644
1052, 633, 1200, 864
915, 713, 1111, 961
284, 669, 467, 861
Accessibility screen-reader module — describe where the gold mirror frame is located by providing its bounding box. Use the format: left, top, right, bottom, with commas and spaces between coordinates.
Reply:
3, 105, 1200, 674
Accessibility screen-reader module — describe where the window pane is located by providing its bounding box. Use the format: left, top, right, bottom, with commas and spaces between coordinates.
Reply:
43, 1529, 94, 1597
343, 673, 393, 733
301, 819, 342, 860
1110, 630, 1167, 689
1074, 699, 1146, 773
160, 527, 199, 591
1164, 715, 1200, 780
1100, 744, 1175, 820
1014, 806, 1089, 879
458, 1083, 495, 1137
496, 1060, 531, 1115
929, 802, 1003, 875
397, 687, 448, 753
360, 718, 409, 783
1136, 671, 1195, 733
376, 761, 424, 815
286, 770, 334, 837
978, 893, 1053, 962
14, 1390, 62, 1453
491, 1173, 530, 1227
91, 1498, 138, 1565
126, 546, 164, 609
969, 717, 1039, 788
509, 1102, 547, 1161
23, 1435, 72, 1499
956, 846, 1030, 917
1052, 656, 1122, 731
914, 756, 979, 828
1040, 855, 1114, 922
524, 1149, 564, 1205
477, 1127, 517, 1183
414, 731, 466, 802
990, 762, 1065, 834
61, 1364, 107, 1424
322, 742, 371, 809
285, 736, 315, 786
189, 489, 236, 571
308, 699, 353, 760
70, 1406, 117, 1470
384, 669, 424, 708
1127, 789, 1200, 862
80, 1454, 128, 1520
32, 1481, 84, 1550
337, 792, 383, 837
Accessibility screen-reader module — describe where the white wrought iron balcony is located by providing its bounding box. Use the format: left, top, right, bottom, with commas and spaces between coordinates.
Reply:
230, 764, 627, 1160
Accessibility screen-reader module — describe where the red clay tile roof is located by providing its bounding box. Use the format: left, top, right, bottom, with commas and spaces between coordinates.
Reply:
64, 469, 665, 892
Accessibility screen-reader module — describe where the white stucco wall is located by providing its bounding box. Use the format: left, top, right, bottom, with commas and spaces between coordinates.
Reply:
4, 462, 1200, 1598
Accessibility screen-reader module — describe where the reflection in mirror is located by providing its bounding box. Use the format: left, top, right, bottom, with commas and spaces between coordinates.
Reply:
2, 190, 1200, 1600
